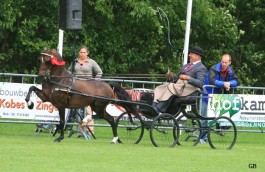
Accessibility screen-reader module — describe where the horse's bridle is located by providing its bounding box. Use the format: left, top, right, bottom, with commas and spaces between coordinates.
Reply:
39, 53, 54, 80
39, 52, 75, 86
40, 53, 53, 62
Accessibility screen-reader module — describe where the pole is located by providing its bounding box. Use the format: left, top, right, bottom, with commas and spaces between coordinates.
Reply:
183, 0, 193, 65
71, 30, 77, 73
58, 29, 64, 57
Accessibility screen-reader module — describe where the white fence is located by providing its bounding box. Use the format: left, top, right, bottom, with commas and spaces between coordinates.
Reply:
0, 73, 162, 126
1, 73, 265, 133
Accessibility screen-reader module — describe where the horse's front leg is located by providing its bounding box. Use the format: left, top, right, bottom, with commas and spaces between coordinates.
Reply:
25, 86, 48, 109
25, 86, 39, 109
53, 108, 65, 143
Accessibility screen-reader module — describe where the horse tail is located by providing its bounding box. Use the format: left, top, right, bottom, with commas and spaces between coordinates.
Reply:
108, 82, 137, 114
140, 92, 153, 105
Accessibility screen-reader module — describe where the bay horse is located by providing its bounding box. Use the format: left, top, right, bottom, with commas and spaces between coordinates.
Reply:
25, 48, 137, 143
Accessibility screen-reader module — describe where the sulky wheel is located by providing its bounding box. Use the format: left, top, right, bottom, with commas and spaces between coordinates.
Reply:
116, 112, 144, 144
176, 115, 202, 146
208, 116, 237, 150
150, 113, 180, 147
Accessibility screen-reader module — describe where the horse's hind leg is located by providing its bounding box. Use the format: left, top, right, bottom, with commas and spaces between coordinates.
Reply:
103, 111, 119, 144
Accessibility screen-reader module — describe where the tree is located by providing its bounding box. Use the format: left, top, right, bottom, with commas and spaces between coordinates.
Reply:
0, 0, 264, 87
0, 0, 58, 73
233, 0, 265, 86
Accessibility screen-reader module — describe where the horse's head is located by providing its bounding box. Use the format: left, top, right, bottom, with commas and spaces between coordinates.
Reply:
38, 48, 66, 79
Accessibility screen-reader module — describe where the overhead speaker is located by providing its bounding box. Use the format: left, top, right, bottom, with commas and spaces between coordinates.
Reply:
59, 0, 82, 30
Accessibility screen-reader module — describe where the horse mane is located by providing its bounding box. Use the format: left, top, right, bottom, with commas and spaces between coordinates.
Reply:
108, 82, 138, 114
51, 49, 64, 61
108, 82, 131, 100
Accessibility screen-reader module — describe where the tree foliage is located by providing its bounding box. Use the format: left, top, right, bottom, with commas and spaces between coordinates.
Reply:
0, 0, 264, 86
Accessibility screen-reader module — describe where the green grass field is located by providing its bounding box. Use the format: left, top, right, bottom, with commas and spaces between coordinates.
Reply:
0, 121, 264, 172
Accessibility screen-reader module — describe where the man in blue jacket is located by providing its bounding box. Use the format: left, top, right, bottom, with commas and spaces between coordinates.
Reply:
200, 53, 239, 143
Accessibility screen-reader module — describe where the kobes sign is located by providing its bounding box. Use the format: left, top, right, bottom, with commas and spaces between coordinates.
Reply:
0, 82, 59, 121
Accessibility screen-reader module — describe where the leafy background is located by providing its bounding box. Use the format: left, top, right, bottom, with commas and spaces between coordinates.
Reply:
1, 0, 264, 86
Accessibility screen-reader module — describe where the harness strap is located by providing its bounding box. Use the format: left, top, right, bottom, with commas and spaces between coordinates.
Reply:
41, 53, 53, 57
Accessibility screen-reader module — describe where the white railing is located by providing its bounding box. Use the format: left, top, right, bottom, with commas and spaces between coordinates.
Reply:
1, 73, 265, 133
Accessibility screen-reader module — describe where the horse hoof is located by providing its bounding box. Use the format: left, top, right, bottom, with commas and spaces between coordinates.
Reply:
54, 139, 61, 143
111, 137, 119, 144
54, 136, 64, 143
27, 100, 34, 109
28, 104, 34, 109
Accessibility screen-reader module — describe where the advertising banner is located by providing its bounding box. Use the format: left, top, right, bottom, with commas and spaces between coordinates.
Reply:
208, 94, 265, 127
0, 82, 60, 121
